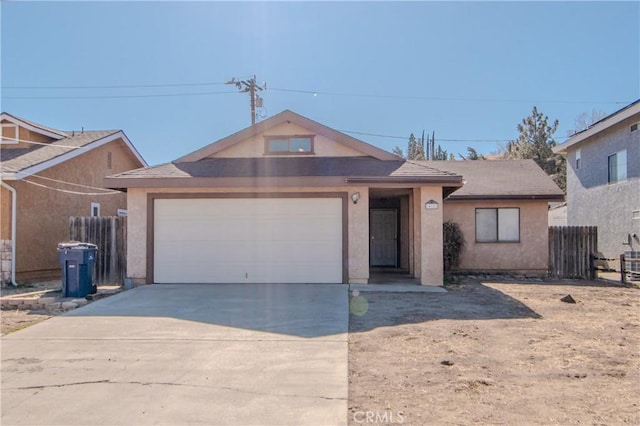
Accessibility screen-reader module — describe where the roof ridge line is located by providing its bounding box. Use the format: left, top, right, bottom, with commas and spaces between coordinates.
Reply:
406, 159, 460, 176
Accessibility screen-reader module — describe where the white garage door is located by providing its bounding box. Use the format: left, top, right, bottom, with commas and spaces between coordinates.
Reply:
153, 198, 343, 283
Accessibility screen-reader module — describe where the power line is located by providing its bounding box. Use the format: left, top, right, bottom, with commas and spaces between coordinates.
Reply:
2, 90, 237, 100
1, 80, 630, 104
270, 87, 631, 105
340, 129, 569, 143
1, 137, 89, 149
30, 174, 116, 192
22, 179, 121, 196
3, 81, 227, 90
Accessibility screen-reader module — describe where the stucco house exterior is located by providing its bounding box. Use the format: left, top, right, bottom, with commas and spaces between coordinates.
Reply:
105, 110, 563, 286
1, 113, 147, 283
554, 100, 640, 269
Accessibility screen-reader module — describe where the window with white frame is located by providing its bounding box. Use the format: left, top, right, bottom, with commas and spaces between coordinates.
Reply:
264, 135, 314, 154
1, 123, 18, 144
575, 148, 581, 170
91, 202, 100, 217
608, 150, 627, 184
476, 208, 520, 243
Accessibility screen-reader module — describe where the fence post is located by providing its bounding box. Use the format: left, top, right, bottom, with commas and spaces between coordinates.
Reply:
620, 253, 626, 283
589, 253, 595, 280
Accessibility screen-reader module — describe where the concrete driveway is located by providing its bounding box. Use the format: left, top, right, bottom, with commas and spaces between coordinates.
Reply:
1, 284, 348, 426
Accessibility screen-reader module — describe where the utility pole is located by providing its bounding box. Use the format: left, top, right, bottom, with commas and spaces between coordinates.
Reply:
226, 75, 266, 125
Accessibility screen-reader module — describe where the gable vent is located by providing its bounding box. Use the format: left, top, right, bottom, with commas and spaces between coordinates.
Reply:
631, 123, 638, 133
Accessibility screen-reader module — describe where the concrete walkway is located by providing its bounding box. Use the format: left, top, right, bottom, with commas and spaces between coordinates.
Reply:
1, 284, 348, 426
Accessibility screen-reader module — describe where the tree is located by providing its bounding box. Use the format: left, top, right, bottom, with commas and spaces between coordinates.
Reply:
407, 133, 425, 160
393, 132, 426, 160
393, 130, 453, 161
566, 109, 607, 136
505, 106, 565, 192
432, 144, 450, 161
459, 147, 486, 160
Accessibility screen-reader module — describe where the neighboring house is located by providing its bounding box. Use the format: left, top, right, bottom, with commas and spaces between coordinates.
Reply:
105, 110, 563, 286
554, 100, 640, 269
1, 113, 147, 283
548, 202, 568, 226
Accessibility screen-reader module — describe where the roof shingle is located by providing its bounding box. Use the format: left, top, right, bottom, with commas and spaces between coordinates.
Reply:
1, 130, 120, 178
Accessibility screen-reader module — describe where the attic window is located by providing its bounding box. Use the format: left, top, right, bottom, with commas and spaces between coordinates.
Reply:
1, 123, 18, 144
265, 135, 314, 155
631, 123, 638, 133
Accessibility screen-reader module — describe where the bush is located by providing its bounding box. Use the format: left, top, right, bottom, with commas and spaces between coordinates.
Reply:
443, 221, 465, 274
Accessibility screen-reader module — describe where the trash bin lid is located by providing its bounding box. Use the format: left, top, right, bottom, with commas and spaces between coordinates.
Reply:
57, 242, 98, 250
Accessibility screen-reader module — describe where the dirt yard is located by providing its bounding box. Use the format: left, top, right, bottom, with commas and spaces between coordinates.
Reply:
0, 281, 63, 336
349, 280, 640, 425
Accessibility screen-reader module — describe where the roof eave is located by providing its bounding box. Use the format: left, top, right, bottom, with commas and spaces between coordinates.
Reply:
346, 176, 463, 185
0, 112, 67, 139
12, 131, 146, 180
554, 100, 640, 153
447, 194, 565, 201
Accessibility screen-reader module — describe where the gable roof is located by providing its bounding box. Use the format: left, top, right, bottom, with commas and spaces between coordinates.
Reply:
177, 110, 400, 162
418, 159, 564, 201
553, 99, 640, 153
1, 112, 68, 139
0, 114, 147, 180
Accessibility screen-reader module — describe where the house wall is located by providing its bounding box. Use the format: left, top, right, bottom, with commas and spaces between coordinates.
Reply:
212, 122, 367, 158
126, 186, 372, 285
12, 139, 142, 281
1, 185, 13, 283
565, 114, 640, 265
1, 185, 12, 239
444, 200, 550, 274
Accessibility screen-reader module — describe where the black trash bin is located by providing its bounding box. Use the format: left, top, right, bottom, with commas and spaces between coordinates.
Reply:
57, 242, 97, 298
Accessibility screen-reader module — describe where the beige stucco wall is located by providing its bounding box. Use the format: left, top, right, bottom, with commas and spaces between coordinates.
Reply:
12, 139, 142, 280
413, 186, 444, 285
444, 200, 550, 273
126, 186, 371, 284
212, 122, 367, 158
1, 185, 12, 239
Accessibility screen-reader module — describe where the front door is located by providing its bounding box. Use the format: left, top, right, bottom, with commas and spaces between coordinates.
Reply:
370, 209, 397, 267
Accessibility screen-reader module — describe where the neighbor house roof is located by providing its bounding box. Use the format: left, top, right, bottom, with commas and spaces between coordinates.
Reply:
419, 159, 565, 201
1, 112, 69, 139
177, 110, 400, 162
0, 113, 147, 180
553, 99, 640, 153
105, 157, 464, 189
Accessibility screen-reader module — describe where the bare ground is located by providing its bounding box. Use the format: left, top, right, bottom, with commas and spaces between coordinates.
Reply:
349, 280, 640, 425
0, 281, 64, 336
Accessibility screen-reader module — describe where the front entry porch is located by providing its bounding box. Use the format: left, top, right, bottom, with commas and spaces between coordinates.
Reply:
363, 186, 445, 286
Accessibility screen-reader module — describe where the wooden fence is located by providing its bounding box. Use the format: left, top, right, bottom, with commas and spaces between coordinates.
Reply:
69, 216, 127, 285
549, 226, 598, 279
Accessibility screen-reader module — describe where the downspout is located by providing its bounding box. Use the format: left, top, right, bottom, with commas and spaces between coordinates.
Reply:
1, 181, 17, 286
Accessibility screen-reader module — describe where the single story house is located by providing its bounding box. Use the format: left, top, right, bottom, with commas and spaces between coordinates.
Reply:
1, 112, 147, 283
105, 110, 563, 286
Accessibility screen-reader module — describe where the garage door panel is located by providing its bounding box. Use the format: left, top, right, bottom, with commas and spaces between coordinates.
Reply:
155, 218, 340, 242
154, 198, 343, 283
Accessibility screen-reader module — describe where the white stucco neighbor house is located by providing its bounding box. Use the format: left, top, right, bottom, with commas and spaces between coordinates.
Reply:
105, 110, 563, 286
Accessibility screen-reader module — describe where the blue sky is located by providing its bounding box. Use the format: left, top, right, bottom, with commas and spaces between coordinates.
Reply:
2, 1, 638, 166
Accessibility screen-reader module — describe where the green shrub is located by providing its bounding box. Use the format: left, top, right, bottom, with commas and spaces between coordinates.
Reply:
443, 221, 465, 274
